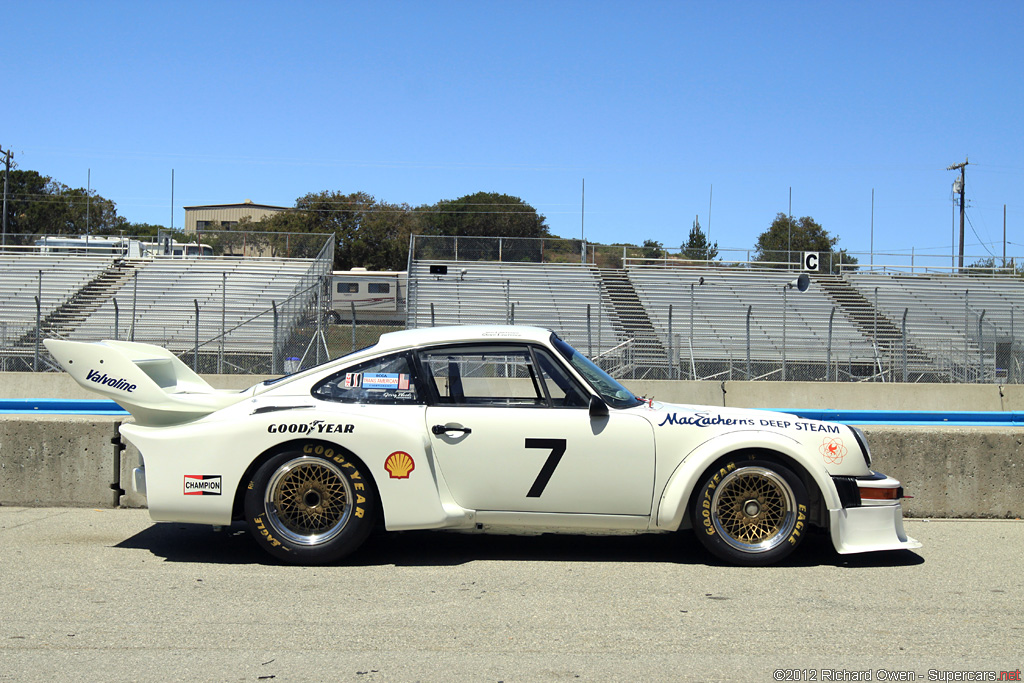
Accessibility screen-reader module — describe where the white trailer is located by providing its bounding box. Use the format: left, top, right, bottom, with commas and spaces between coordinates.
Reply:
329, 269, 407, 323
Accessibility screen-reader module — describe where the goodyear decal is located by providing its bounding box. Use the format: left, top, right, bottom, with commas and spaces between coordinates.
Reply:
267, 420, 355, 435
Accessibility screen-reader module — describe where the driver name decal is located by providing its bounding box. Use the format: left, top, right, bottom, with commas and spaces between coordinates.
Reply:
184, 475, 222, 495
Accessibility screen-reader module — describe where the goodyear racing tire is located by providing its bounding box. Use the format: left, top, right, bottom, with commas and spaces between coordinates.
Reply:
244, 443, 377, 565
692, 457, 809, 566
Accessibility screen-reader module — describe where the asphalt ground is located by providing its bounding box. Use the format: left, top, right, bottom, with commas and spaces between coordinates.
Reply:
0, 509, 1021, 682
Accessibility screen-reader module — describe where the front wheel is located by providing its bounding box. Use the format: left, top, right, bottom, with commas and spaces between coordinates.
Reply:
244, 444, 377, 564
692, 457, 809, 566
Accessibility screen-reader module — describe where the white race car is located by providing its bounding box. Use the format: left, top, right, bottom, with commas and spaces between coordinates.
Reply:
45, 326, 919, 566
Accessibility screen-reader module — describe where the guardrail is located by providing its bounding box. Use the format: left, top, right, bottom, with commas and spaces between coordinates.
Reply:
5, 398, 1024, 427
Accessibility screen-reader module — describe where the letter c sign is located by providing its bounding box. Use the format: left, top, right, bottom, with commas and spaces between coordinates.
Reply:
802, 252, 819, 271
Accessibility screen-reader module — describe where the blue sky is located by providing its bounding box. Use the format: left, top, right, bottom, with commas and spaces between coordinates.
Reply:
5, 1, 1023, 267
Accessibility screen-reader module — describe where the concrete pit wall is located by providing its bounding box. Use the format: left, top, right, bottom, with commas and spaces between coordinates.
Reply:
2, 374, 1022, 517
0, 417, 1021, 519
0, 415, 123, 508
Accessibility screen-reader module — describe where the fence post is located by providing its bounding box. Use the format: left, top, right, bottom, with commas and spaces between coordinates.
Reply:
219, 272, 226, 374
587, 304, 592, 357
782, 286, 788, 381
272, 300, 278, 375
430, 302, 435, 327
978, 310, 986, 382
746, 305, 752, 380
315, 281, 323, 366
689, 284, 695, 380
131, 270, 137, 342
827, 306, 835, 382
194, 299, 200, 371
902, 308, 908, 383
113, 299, 119, 341
667, 304, 673, 380
1012, 307, 1017, 384
510, 302, 515, 326
351, 302, 357, 352
34, 294, 40, 372
964, 290, 969, 380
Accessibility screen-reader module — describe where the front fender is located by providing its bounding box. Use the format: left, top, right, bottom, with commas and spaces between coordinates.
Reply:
655, 429, 843, 531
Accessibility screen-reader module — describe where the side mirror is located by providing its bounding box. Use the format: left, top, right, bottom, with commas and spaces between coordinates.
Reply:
589, 395, 609, 417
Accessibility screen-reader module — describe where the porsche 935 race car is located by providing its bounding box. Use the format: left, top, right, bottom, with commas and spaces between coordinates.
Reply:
44, 326, 919, 566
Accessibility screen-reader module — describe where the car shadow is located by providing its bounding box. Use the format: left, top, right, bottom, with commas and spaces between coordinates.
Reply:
114, 523, 923, 568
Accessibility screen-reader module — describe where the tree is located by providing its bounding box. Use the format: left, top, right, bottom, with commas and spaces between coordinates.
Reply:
418, 192, 549, 239
753, 213, 858, 273
682, 215, 718, 261
1, 169, 127, 238
257, 191, 418, 270
641, 239, 665, 259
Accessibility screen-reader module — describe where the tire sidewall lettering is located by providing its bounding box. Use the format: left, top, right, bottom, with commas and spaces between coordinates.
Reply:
700, 461, 737, 537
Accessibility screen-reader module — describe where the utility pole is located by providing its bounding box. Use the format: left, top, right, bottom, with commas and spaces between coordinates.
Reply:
947, 156, 968, 272
0, 145, 13, 247
580, 178, 585, 264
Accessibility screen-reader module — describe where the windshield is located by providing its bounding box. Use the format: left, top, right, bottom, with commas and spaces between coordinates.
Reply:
551, 334, 643, 409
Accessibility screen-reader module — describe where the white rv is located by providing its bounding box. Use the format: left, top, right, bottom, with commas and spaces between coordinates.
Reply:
329, 269, 407, 323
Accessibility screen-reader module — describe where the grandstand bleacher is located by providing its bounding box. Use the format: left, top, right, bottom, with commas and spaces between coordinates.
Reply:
4, 232, 1022, 383
0, 250, 330, 374
405, 253, 1024, 383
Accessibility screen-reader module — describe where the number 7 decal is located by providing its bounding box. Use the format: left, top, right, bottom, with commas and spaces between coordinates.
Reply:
525, 438, 567, 497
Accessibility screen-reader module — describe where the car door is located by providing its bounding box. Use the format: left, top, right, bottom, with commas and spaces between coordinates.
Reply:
420, 343, 655, 515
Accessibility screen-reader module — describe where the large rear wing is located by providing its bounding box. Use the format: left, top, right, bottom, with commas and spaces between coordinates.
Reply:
44, 339, 251, 426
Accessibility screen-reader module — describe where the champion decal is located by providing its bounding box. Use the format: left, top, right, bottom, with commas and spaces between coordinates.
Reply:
184, 475, 222, 496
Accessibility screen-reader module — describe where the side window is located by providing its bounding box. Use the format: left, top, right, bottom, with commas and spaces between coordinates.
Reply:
368, 282, 390, 294
418, 345, 589, 408
534, 348, 590, 407
313, 353, 420, 404
337, 282, 359, 294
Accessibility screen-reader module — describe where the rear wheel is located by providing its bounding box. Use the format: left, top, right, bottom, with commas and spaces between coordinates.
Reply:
692, 457, 809, 566
244, 444, 376, 564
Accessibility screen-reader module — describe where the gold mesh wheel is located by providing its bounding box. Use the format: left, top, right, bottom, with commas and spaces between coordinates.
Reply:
710, 466, 797, 553
265, 456, 353, 546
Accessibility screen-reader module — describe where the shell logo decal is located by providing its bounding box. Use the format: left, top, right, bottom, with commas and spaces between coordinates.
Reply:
819, 437, 847, 464
384, 451, 415, 479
